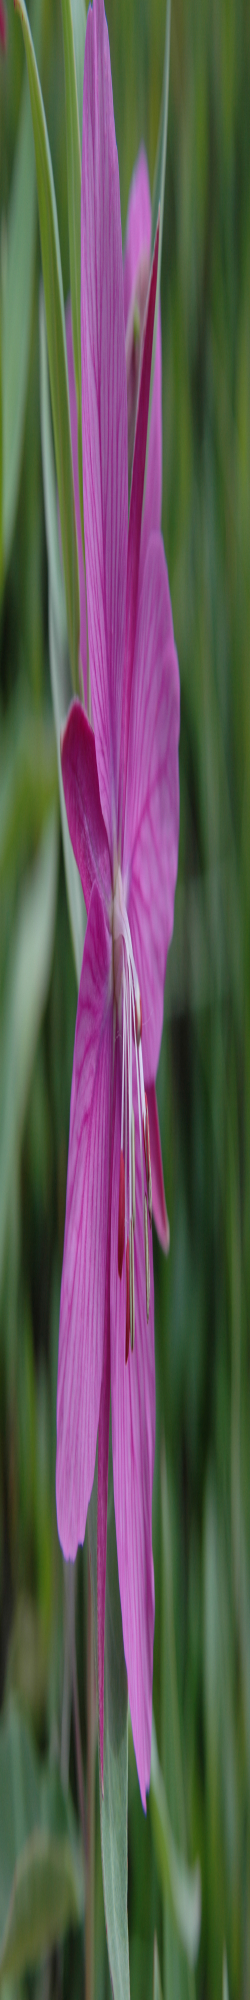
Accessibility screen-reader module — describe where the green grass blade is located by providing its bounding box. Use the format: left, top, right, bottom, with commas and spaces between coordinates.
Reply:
39, 288, 85, 987
0, 1704, 83, 1984
61, 0, 85, 571
39, 285, 67, 651
88, 1452, 130, 2000
0, 694, 57, 886
61, 0, 81, 440
70, 0, 86, 141
153, 1935, 163, 2000
150, 1717, 201, 1970
151, 0, 171, 259
0, 815, 58, 1303
223, 1949, 229, 2000
160, 1447, 200, 1997
14, 0, 79, 692
2, 0, 42, 571
0, 278, 3, 591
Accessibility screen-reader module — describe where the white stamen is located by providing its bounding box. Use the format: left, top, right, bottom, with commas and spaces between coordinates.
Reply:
135, 985, 142, 1046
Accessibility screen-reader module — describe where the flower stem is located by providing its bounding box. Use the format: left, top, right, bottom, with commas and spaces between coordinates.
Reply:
72, 1604, 87, 1862
61, 1562, 73, 1790
86, 1554, 95, 2000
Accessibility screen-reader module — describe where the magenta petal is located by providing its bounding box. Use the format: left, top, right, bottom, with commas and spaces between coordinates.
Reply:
146, 1081, 170, 1254
120, 216, 159, 838
61, 698, 111, 915
56, 883, 113, 1560
66, 303, 88, 703
97, 1067, 117, 1792
139, 304, 162, 586
123, 149, 162, 576
110, 1059, 155, 1810
124, 532, 180, 1084
81, 0, 128, 853
124, 148, 151, 327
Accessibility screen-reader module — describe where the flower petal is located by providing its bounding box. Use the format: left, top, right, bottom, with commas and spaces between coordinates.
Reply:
123, 147, 151, 328
124, 532, 180, 1084
66, 302, 87, 703
56, 882, 113, 1560
146, 1081, 170, 1254
124, 149, 162, 560
120, 217, 159, 841
81, 0, 128, 853
139, 305, 162, 588
110, 1054, 155, 1810
61, 697, 111, 916
123, 148, 162, 572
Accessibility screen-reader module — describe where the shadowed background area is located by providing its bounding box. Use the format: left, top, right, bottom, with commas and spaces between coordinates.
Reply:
0, 0, 249, 1995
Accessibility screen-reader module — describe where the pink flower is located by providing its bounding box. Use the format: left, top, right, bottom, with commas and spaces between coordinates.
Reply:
67, 131, 169, 1252
56, 0, 180, 1809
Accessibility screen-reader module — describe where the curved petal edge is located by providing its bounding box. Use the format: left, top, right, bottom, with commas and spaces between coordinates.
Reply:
56, 882, 113, 1560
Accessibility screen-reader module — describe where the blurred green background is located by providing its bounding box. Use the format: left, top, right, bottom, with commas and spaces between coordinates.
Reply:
0, 0, 250, 1994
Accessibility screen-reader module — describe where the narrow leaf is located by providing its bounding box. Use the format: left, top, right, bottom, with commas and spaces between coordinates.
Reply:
150, 1718, 201, 1970
61, 0, 85, 573
14, 0, 79, 691
0, 280, 3, 589
0, 814, 58, 1301
70, 0, 86, 140
151, 0, 171, 257
6, 1594, 48, 1726
2, 0, 42, 571
49, 592, 85, 987
0, 1704, 83, 1985
61, 0, 81, 432
223, 1948, 229, 2000
0, 695, 57, 886
39, 287, 66, 651
153, 1934, 163, 2000
88, 1451, 130, 2000
160, 1448, 200, 1995
39, 289, 85, 987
